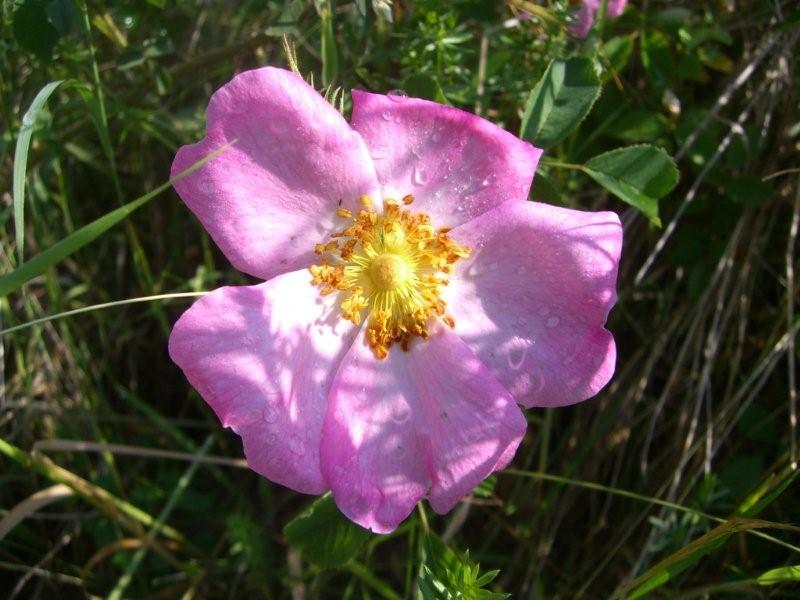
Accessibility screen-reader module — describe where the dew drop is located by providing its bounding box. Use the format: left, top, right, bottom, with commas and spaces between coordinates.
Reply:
546, 316, 560, 328
387, 89, 408, 102
381, 110, 392, 121
392, 405, 411, 424
413, 165, 429, 185
507, 341, 527, 370
266, 433, 278, 444
481, 174, 496, 187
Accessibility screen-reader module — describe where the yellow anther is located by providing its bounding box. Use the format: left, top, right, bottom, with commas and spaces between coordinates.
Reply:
309, 191, 471, 359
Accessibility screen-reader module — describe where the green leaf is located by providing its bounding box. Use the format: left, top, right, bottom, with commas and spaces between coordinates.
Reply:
0, 143, 230, 298
46, 0, 80, 35
582, 145, 679, 225
402, 73, 448, 104
13, 80, 65, 265
640, 30, 672, 93
13, 0, 61, 59
530, 173, 562, 204
724, 175, 773, 207
283, 494, 370, 568
520, 57, 601, 149
757, 564, 800, 585
418, 533, 509, 600
605, 110, 667, 143
601, 34, 635, 80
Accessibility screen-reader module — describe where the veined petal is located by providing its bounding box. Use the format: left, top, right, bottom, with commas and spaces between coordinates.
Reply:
446, 201, 621, 408
320, 327, 527, 533
169, 271, 359, 494
350, 90, 542, 229
172, 67, 381, 281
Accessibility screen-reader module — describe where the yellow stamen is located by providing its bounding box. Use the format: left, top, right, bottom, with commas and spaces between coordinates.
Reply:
309, 194, 471, 359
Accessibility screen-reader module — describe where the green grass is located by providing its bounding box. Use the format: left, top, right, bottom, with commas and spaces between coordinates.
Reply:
2, 0, 799, 597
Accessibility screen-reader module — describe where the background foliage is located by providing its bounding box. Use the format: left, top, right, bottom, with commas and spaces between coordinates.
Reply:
1, 0, 799, 597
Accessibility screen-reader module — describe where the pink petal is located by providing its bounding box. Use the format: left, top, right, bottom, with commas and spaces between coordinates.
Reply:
570, 0, 598, 37
446, 201, 621, 408
350, 90, 542, 229
320, 327, 527, 533
607, 0, 628, 19
169, 270, 359, 494
172, 67, 381, 281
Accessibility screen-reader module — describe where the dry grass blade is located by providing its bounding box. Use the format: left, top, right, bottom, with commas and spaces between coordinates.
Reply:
33, 439, 248, 468
0, 484, 74, 542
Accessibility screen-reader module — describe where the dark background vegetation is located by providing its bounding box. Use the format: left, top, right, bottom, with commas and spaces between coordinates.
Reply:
1, 0, 799, 597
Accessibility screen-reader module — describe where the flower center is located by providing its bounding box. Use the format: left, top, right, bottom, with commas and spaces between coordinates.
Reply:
309, 194, 471, 359
370, 254, 409, 290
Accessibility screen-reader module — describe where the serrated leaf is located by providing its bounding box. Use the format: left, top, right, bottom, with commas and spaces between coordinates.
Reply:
283, 494, 370, 568
13, 0, 61, 59
13, 80, 64, 265
582, 145, 679, 225
418, 534, 509, 600
520, 57, 601, 149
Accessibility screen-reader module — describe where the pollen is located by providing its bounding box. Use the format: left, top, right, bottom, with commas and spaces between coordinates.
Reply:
309, 195, 471, 359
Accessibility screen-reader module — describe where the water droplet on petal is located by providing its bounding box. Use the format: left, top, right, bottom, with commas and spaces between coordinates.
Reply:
387, 90, 408, 102
381, 110, 392, 121
481, 174, 496, 187
546, 316, 560, 328
507, 338, 528, 370
413, 165, 429, 185
392, 405, 411, 424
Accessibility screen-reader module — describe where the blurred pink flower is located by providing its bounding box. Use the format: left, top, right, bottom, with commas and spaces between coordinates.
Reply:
571, 0, 629, 38
168, 67, 621, 533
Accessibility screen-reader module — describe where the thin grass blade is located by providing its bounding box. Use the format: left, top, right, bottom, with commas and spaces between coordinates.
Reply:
12, 80, 64, 265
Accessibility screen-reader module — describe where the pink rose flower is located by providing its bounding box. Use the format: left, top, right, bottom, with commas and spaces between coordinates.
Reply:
571, 0, 629, 38
168, 67, 621, 533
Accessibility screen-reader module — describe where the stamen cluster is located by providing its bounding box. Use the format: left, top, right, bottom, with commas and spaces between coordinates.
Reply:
310, 194, 470, 359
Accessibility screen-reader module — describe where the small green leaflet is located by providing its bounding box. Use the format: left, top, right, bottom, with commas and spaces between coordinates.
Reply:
283, 494, 371, 568
418, 533, 508, 599
581, 145, 679, 226
520, 57, 601, 149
